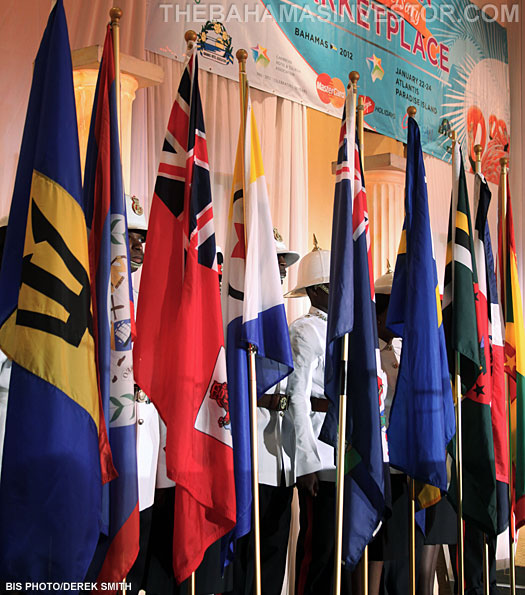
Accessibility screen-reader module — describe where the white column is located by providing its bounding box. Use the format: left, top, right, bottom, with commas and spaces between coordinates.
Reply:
73, 69, 138, 194
365, 160, 405, 279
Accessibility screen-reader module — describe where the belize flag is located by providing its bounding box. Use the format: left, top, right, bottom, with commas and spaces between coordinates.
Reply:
221, 84, 294, 560
83, 26, 139, 586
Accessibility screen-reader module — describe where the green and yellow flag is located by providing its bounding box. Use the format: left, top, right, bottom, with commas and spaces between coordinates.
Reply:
443, 142, 497, 537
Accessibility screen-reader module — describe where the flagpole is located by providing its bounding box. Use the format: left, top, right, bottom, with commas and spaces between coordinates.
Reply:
180, 29, 199, 595
333, 327, 350, 595
450, 129, 465, 595
332, 71, 359, 595
236, 48, 262, 595
405, 107, 419, 595
354, 75, 369, 595
109, 11, 127, 595
188, 570, 196, 595
473, 143, 491, 595
354, 76, 370, 595
499, 156, 516, 595
109, 7, 122, 150
357, 94, 365, 155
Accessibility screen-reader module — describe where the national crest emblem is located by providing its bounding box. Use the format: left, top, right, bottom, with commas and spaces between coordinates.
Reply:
131, 195, 143, 216
209, 381, 230, 428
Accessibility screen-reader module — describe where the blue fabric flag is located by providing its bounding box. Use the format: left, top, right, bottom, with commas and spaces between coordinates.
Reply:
320, 88, 385, 570
83, 25, 140, 584
0, 0, 102, 584
386, 115, 455, 489
221, 89, 294, 562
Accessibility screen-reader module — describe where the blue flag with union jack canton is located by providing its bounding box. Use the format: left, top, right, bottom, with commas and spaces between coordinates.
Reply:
320, 87, 385, 570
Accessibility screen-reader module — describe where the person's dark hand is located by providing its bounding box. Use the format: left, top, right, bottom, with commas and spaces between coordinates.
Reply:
296, 472, 319, 497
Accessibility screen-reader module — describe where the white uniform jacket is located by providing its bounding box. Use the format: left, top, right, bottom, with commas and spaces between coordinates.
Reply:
0, 349, 12, 480
378, 337, 402, 427
379, 337, 402, 474
286, 307, 335, 483
133, 282, 174, 512
257, 382, 295, 487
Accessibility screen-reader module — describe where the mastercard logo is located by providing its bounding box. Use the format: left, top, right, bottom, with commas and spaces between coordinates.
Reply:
316, 73, 346, 109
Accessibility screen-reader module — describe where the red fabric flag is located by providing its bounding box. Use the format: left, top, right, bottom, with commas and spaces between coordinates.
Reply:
133, 49, 236, 582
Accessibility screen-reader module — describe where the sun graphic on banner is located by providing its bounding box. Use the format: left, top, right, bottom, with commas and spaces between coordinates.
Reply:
432, 0, 509, 182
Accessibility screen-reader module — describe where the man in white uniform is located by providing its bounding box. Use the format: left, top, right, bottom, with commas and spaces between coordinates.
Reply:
126, 195, 175, 595
375, 268, 425, 595
284, 244, 346, 595
0, 218, 11, 480
230, 228, 299, 595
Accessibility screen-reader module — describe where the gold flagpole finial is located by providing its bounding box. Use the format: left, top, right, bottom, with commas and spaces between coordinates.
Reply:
236, 49, 248, 71
474, 144, 483, 162
109, 8, 122, 155
386, 259, 393, 274
349, 71, 359, 92
312, 234, 320, 251
474, 145, 483, 175
109, 6, 122, 22
500, 156, 509, 170
407, 106, 417, 118
184, 29, 198, 49
449, 130, 457, 153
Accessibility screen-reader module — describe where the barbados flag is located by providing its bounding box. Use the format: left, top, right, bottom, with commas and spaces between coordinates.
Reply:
386, 114, 455, 492
83, 26, 139, 585
0, 0, 102, 583
221, 86, 293, 558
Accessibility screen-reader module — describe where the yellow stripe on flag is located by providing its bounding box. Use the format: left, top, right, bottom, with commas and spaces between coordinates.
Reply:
435, 285, 443, 328
248, 110, 265, 185
510, 253, 525, 378
417, 483, 442, 509
0, 172, 99, 428
455, 211, 469, 236
397, 229, 406, 255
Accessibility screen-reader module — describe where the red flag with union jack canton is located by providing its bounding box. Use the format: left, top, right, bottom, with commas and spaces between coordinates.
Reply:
133, 48, 236, 581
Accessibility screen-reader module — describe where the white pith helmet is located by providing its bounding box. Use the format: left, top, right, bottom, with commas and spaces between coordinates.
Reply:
375, 261, 394, 295
285, 234, 330, 298
273, 227, 300, 268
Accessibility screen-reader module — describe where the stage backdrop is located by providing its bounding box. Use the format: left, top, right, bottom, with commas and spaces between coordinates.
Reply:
146, 0, 510, 182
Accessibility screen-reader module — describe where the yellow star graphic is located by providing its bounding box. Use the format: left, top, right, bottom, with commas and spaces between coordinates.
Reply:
506, 352, 516, 372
